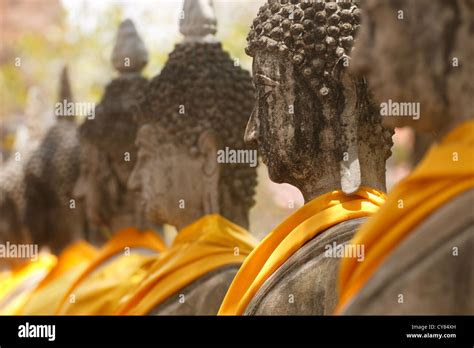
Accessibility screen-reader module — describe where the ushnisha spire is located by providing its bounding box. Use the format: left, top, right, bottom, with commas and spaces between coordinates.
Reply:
58, 65, 73, 104
180, 0, 218, 43
111, 19, 148, 74
56, 65, 75, 120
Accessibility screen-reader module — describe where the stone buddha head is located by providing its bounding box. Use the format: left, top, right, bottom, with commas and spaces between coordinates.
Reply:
350, 0, 473, 137
22, 66, 87, 253
245, 0, 393, 201
128, 0, 257, 230
73, 19, 149, 234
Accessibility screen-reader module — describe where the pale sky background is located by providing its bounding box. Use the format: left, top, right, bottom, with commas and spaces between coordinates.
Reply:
61, 0, 266, 74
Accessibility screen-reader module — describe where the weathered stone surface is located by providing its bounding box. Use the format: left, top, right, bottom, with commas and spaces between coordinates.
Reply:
23, 121, 84, 253
351, 0, 474, 137
58, 66, 73, 109
21, 66, 86, 253
342, 190, 474, 314
0, 66, 78, 255
0, 158, 29, 249
111, 19, 148, 74
245, 218, 365, 315
126, 1, 257, 315
150, 266, 239, 315
245, 0, 393, 201
180, 0, 217, 43
342, 0, 474, 315
75, 20, 150, 234
240, 0, 392, 315
129, 43, 257, 230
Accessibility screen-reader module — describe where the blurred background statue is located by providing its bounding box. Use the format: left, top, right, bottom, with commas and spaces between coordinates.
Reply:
0, 86, 50, 269
119, 0, 258, 315
180, 0, 217, 42
338, 0, 474, 315
0, 67, 83, 314
73, 19, 151, 237
57, 19, 166, 316
23, 66, 87, 254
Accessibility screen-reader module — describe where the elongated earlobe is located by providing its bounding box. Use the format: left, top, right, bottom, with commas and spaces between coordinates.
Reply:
198, 130, 221, 214
198, 129, 220, 177
244, 107, 259, 145
337, 57, 361, 195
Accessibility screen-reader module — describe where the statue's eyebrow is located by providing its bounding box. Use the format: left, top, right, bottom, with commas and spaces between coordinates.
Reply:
255, 73, 280, 87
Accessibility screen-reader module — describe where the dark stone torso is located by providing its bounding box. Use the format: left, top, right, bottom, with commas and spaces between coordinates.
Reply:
342, 189, 474, 315
24, 121, 85, 251
149, 265, 239, 315
244, 218, 366, 315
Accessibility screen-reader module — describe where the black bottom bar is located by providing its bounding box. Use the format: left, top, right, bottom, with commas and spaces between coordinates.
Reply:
0, 315, 472, 346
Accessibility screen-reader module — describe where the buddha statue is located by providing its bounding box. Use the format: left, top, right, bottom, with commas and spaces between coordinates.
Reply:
337, 0, 474, 314
23, 66, 86, 253
219, 0, 393, 315
0, 186, 30, 273
0, 86, 48, 259
73, 20, 149, 236
0, 67, 86, 314
57, 20, 166, 315
0, 163, 30, 270
118, 0, 258, 315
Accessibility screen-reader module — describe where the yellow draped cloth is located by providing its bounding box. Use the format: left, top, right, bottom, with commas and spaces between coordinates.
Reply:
336, 120, 474, 313
56, 228, 166, 315
0, 270, 10, 285
20, 241, 97, 315
218, 187, 386, 315
0, 253, 57, 315
118, 214, 257, 315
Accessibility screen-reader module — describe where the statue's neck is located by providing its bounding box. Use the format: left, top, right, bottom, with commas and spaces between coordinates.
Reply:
174, 186, 249, 231
227, 210, 249, 231
109, 213, 136, 233
219, 188, 250, 230
287, 155, 341, 203
175, 211, 205, 232
297, 175, 341, 203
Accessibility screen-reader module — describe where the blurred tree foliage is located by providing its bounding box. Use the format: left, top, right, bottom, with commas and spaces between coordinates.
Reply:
1, 4, 121, 123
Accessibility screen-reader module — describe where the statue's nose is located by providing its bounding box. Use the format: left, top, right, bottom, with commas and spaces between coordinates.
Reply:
244, 107, 259, 145
72, 177, 86, 200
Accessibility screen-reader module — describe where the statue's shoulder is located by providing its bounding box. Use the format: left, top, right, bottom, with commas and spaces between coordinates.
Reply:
343, 189, 474, 315
150, 265, 239, 315
246, 217, 366, 315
